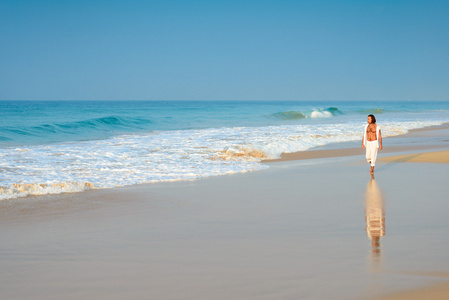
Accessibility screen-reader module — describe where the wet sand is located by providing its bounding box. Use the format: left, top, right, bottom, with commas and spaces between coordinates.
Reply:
263, 145, 449, 163
1, 124, 449, 300
379, 150, 449, 164
368, 273, 449, 300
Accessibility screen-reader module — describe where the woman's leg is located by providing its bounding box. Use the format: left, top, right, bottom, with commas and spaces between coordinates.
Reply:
366, 142, 378, 174
370, 144, 378, 167
366, 144, 372, 164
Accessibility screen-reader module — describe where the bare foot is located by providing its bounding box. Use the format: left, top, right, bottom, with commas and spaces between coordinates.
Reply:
369, 166, 374, 174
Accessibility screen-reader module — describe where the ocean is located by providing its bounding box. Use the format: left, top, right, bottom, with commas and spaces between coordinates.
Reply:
1, 100, 449, 200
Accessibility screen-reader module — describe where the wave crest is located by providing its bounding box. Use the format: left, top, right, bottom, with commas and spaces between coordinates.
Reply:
272, 107, 343, 120
53, 115, 152, 131
2, 116, 153, 143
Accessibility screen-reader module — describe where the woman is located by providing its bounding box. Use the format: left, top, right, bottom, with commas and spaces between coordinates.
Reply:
362, 114, 382, 174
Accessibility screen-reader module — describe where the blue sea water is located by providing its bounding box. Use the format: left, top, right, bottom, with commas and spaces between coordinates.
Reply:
1, 100, 449, 199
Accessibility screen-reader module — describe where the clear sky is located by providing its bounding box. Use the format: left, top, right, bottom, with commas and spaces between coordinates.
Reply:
1, 0, 448, 101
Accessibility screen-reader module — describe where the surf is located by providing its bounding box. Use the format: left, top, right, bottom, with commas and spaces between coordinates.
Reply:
271, 107, 344, 120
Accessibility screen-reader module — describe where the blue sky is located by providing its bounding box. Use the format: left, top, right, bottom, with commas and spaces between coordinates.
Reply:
1, 0, 448, 101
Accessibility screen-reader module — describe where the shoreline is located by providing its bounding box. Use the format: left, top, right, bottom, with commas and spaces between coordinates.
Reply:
263, 145, 449, 163
1, 122, 448, 202
263, 122, 449, 163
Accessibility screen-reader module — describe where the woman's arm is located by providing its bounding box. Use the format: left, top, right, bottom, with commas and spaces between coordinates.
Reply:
378, 130, 382, 150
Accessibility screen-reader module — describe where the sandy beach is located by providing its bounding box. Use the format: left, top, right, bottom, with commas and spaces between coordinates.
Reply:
1, 125, 449, 300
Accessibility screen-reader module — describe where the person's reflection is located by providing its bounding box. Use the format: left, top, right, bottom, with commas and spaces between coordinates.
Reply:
365, 174, 385, 266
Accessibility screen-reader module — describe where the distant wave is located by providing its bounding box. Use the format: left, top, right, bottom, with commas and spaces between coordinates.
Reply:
272, 111, 307, 120
272, 107, 344, 120
2, 116, 152, 138
0, 116, 152, 145
51, 115, 152, 131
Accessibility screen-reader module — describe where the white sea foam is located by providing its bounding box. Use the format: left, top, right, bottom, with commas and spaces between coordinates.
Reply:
0, 120, 445, 200
310, 110, 333, 118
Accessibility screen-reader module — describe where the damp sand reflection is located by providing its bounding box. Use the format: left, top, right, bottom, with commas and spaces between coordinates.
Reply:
364, 174, 386, 269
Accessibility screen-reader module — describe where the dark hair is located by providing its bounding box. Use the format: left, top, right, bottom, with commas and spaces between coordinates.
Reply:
368, 114, 376, 123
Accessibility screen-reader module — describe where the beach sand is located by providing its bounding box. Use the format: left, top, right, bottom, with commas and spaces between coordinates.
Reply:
1, 125, 449, 300
379, 150, 449, 164
367, 273, 449, 300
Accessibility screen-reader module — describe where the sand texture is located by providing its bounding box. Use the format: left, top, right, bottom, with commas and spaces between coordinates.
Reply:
379, 150, 449, 164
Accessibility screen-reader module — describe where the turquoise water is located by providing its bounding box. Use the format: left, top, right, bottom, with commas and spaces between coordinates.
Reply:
2, 100, 448, 146
1, 100, 449, 199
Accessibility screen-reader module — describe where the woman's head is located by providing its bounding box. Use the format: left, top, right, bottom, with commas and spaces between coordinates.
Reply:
368, 114, 376, 124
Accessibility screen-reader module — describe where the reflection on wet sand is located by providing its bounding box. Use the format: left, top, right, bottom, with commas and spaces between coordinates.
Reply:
365, 174, 385, 267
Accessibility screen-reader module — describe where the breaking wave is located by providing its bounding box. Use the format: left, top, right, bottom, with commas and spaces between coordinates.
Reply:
272, 107, 344, 120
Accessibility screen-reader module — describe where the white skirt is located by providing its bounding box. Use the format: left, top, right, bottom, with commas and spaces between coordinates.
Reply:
365, 140, 378, 167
